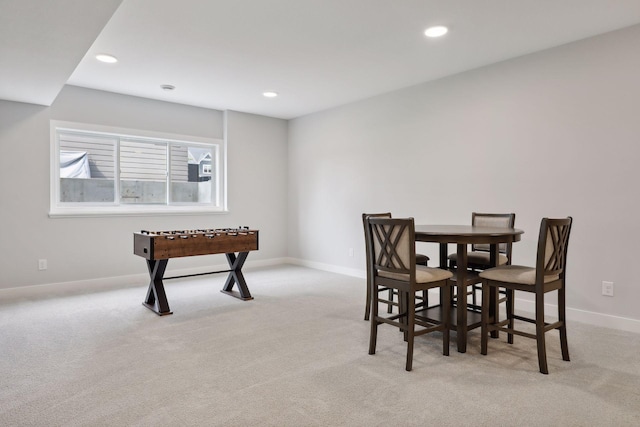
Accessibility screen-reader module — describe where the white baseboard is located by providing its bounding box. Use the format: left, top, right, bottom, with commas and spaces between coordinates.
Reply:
287, 258, 640, 335
0, 257, 289, 302
284, 257, 366, 279
0, 273, 148, 302
513, 299, 640, 334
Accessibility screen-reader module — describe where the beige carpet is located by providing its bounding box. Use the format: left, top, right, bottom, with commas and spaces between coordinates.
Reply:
1, 265, 639, 426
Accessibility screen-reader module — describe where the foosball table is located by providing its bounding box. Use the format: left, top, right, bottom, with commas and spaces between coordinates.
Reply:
133, 227, 259, 315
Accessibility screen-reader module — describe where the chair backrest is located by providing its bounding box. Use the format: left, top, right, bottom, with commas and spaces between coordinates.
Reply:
536, 217, 573, 284
362, 213, 392, 282
366, 217, 415, 279
471, 212, 516, 260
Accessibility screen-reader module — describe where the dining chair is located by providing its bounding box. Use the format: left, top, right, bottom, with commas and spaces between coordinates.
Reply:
362, 213, 430, 321
448, 212, 516, 308
365, 216, 452, 371
479, 217, 573, 374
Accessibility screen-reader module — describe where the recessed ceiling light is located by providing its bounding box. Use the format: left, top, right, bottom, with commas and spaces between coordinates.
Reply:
263, 91, 278, 98
96, 54, 118, 63
424, 26, 448, 38
160, 84, 175, 91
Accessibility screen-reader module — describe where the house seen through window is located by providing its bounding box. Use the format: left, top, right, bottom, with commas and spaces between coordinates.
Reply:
52, 123, 225, 216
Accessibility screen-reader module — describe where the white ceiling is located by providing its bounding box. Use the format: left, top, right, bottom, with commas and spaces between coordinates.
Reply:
0, 0, 123, 106
3, 0, 640, 119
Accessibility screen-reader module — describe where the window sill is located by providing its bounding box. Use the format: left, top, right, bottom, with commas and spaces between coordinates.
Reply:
49, 206, 229, 218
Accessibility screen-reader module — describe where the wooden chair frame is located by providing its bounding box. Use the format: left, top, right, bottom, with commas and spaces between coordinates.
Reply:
365, 217, 451, 371
362, 213, 428, 320
480, 217, 572, 374
363, 213, 395, 320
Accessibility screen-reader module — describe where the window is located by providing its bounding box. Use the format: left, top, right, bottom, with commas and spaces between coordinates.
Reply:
50, 121, 226, 216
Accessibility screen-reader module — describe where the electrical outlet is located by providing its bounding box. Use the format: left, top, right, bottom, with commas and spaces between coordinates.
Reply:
38, 259, 48, 271
348, 248, 354, 257
602, 281, 614, 297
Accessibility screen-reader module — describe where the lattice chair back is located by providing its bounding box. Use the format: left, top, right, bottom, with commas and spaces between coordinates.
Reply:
537, 217, 572, 285
362, 212, 392, 276
369, 217, 415, 279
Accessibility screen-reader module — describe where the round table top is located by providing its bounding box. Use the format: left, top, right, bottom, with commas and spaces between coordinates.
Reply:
414, 224, 524, 244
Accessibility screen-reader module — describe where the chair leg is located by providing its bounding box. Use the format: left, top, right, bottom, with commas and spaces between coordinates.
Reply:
558, 287, 570, 361
400, 291, 409, 341
406, 291, 416, 371
387, 289, 394, 313
494, 287, 501, 336
535, 292, 548, 374
506, 288, 514, 344
369, 284, 379, 355
481, 280, 489, 355
472, 284, 477, 306
442, 284, 450, 356
489, 285, 499, 339
364, 277, 371, 321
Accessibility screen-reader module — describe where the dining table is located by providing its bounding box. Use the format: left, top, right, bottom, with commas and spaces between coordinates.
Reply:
414, 224, 524, 353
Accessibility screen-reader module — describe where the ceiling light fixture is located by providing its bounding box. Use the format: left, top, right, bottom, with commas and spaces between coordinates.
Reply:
96, 53, 118, 63
424, 26, 448, 38
161, 84, 175, 91
263, 91, 278, 98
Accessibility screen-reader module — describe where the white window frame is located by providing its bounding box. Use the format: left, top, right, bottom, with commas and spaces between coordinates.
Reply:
50, 121, 227, 217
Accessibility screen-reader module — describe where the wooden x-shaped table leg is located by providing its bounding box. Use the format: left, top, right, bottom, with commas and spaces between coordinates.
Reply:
142, 259, 173, 316
142, 252, 253, 315
220, 252, 253, 300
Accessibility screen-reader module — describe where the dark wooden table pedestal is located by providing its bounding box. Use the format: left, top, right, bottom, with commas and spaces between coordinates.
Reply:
415, 225, 523, 353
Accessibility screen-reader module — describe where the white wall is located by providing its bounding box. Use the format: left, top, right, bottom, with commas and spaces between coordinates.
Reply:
224, 110, 289, 258
2, 25, 639, 331
288, 25, 640, 328
0, 87, 288, 289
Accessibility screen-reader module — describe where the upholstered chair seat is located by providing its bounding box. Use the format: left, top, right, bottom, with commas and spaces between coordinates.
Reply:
379, 265, 453, 283
479, 265, 559, 286
415, 253, 430, 265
